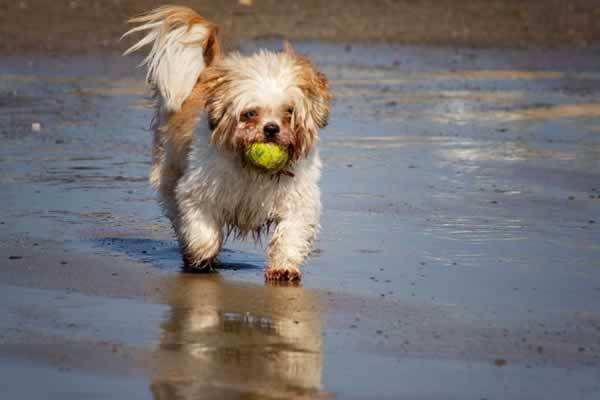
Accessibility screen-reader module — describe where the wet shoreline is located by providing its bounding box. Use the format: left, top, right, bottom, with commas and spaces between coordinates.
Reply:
1, 42, 600, 398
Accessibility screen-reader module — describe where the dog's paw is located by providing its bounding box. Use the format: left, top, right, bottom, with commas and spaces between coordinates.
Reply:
264, 264, 302, 282
181, 254, 215, 273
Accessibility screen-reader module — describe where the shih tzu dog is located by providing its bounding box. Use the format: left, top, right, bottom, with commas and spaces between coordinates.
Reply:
123, 6, 329, 281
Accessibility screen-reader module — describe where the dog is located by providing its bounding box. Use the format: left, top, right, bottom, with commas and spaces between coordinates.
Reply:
123, 6, 329, 281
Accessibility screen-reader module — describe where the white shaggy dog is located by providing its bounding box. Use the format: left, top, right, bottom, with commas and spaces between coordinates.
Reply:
123, 6, 329, 281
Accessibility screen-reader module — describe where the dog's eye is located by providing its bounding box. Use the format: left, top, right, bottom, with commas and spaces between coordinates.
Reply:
286, 107, 294, 115
242, 110, 257, 120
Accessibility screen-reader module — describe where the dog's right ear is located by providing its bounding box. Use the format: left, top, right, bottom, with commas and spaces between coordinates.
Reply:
123, 6, 221, 112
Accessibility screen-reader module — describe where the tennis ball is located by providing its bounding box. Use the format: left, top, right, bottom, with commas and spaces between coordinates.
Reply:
244, 143, 289, 173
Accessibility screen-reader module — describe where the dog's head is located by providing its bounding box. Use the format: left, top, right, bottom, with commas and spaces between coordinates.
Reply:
200, 47, 329, 163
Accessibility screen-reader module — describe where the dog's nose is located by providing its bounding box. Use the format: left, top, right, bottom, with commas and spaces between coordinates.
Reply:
263, 123, 280, 141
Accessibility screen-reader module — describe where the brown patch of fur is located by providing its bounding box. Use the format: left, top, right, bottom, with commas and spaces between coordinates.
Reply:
202, 25, 221, 67
166, 87, 205, 154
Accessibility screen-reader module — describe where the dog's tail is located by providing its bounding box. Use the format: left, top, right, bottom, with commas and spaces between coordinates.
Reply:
123, 5, 220, 112
123, 6, 220, 191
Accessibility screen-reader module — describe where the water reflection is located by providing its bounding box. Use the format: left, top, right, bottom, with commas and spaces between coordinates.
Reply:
150, 275, 323, 399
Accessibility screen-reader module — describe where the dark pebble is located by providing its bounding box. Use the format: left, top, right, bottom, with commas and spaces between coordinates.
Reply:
537, 346, 544, 353
494, 358, 506, 367
8, 256, 23, 260
568, 196, 575, 200
60, 261, 68, 265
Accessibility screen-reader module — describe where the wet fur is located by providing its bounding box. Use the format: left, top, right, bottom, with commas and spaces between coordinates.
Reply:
124, 6, 329, 281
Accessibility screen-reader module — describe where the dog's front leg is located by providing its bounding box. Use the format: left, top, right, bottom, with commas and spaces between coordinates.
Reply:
265, 205, 319, 282
177, 200, 222, 270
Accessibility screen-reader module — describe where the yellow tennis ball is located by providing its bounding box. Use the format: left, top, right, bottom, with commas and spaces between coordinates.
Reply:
244, 143, 289, 173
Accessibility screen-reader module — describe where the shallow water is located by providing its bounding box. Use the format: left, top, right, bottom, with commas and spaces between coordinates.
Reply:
1, 42, 600, 399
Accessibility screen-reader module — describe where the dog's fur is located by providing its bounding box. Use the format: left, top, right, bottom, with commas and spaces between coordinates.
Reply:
123, 6, 329, 281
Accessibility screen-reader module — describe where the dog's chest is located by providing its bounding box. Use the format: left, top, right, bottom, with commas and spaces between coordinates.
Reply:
220, 174, 285, 231
186, 155, 285, 230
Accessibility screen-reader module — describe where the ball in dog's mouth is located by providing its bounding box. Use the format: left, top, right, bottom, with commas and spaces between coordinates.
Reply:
244, 143, 289, 173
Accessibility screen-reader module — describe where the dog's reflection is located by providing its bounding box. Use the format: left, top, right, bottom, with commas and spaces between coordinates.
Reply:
150, 275, 323, 399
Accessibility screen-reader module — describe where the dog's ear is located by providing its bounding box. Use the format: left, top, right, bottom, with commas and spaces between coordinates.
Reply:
199, 65, 238, 147
305, 68, 329, 129
283, 52, 329, 160
287, 52, 329, 159
291, 53, 330, 130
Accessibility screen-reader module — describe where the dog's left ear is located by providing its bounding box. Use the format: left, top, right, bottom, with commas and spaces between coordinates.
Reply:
199, 64, 238, 147
305, 68, 329, 129
286, 46, 330, 130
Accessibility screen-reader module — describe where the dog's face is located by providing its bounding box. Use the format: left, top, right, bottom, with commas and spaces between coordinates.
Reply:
201, 49, 329, 163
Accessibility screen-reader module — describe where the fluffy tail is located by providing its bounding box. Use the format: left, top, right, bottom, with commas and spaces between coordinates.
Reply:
122, 5, 220, 112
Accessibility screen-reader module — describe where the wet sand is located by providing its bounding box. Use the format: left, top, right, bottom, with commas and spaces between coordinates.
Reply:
1, 35, 600, 400
1, 0, 600, 53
